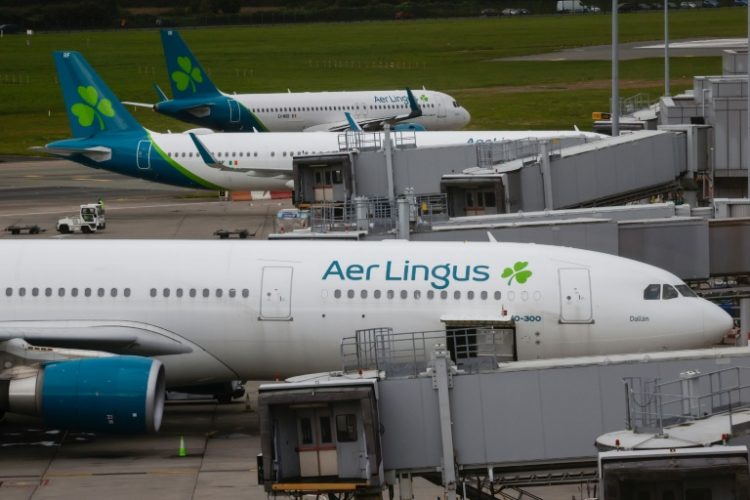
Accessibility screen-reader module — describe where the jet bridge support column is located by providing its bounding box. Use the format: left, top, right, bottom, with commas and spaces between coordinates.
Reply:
432, 348, 457, 500
540, 141, 554, 210
740, 298, 750, 347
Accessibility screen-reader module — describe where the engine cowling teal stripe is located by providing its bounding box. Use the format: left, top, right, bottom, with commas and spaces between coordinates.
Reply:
148, 133, 224, 190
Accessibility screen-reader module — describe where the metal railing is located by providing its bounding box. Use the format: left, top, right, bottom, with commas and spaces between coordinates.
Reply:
624, 367, 750, 435
475, 138, 563, 169
308, 193, 447, 234
337, 130, 418, 152
341, 326, 516, 377
619, 93, 652, 116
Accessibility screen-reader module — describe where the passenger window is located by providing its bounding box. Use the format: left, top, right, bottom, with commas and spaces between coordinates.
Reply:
494, 291, 501, 300
202, 288, 210, 298
229, 288, 236, 298
334, 289, 342, 299
360, 290, 367, 299
440, 290, 448, 300
242, 289, 250, 298
454, 291, 461, 300
58, 288, 65, 297
481, 291, 488, 300
150, 288, 157, 298
347, 289, 355, 299
387, 290, 394, 299
71, 288, 78, 297
111, 288, 117, 297
374, 289, 381, 299
176, 288, 183, 298
97, 288, 105, 297
45, 288, 52, 297
662, 284, 679, 300
467, 291, 475, 300
427, 290, 435, 300
163, 288, 170, 298
19, 287, 26, 297
85, 288, 92, 297
5, 287, 11, 297
216, 289, 223, 298
643, 284, 661, 300
189, 288, 197, 298
676, 284, 697, 298
124, 288, 131, 297
414, 290, 421, 299
336, 414, 357, 442
32, 287, 39, 297
400, 290, 407, 299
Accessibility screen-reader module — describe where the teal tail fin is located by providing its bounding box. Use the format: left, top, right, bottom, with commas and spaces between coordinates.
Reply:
54, 51, 143, 138
160, 29, 221, 99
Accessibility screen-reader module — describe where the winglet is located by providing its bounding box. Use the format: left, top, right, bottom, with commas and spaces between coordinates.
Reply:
344, 111, 363, 132
154, 83, 168, 102
406, 88, 422, 118
188, 132, 220, 167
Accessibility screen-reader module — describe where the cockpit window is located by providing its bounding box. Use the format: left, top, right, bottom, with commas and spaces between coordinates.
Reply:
452, 100, 459, 108
676, 284, 697, 298
662, 284, 679, 300
643, 284, 660, 300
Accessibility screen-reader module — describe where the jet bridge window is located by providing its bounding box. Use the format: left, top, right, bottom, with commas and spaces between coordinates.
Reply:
676, 284, 697, 298
335, 414, 357, 442
643, 284, 661, 300
662, 284, 679, 300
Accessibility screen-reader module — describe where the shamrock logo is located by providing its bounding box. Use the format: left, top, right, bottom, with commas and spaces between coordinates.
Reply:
71, 85, 115, 130
171, 56, 203, 92
501, 261, 532, 285
419, 94, 429, 103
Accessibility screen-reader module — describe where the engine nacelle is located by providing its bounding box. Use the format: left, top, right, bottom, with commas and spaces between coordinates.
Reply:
393, 123, 426, 132
7, 356, 165, 433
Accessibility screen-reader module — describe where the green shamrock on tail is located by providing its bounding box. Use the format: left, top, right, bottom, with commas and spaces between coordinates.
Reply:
502, 261, 532, 285
71, 86, 115, 131
172, 56, 203, 92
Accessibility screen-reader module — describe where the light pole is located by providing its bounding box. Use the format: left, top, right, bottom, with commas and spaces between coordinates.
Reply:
664, 1, 670, 96
747, 3, 750, 197
612, 0, 620, 137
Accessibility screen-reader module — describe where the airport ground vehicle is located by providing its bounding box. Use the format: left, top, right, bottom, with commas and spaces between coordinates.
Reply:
56, 203, 106, 234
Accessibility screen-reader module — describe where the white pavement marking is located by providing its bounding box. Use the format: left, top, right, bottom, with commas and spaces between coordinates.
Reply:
0, 201, 222, 218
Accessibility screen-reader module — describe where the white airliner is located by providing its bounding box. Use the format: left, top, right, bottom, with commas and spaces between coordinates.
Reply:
42, 51, 603, 192
123, 29, 471, 133
0, 240, 732, 433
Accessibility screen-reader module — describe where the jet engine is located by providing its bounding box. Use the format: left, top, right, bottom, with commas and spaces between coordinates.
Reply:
2, 356, 165, 433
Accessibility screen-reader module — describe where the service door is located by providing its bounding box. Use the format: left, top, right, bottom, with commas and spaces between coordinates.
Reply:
260, 266, 293, 320
229, 99, 241, 123
558, 268, 593, 323
334, 403, 365, 479
297, 409, 337, 477
136, 140, 151, 170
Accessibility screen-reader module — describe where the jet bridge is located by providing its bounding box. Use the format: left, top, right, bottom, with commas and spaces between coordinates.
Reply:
258, 327, 750, 499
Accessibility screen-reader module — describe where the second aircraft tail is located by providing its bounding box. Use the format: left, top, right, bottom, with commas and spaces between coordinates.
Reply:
161, 29, 221, 99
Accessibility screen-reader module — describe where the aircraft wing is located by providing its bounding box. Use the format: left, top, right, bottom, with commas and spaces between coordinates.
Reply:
32, 145, 112, 162
0, 320, 193, 356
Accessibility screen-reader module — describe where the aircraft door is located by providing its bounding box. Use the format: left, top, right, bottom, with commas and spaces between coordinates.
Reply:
136, 140, 152, 170
260, 266, 293, 320
437, 100, 447, 119
356, 102, 368, 119
296, 408, 337, 477
558, 268, 593, 323
228, 99, 241, 123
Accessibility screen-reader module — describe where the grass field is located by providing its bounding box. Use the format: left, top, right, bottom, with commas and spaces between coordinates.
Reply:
0, 9, 746, 156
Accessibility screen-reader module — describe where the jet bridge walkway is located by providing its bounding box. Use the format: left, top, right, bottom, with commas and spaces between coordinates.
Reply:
258, 328, 750, 499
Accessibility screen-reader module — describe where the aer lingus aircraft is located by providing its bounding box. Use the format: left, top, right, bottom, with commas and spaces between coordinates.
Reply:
123, 29, 470, 132
41, 51, 604, 192
0, 240, 732, 434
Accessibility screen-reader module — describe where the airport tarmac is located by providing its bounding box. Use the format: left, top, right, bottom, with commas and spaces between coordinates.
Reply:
0, 158, 293, 240
0, 158, 585, 499
501, 37, 747, 61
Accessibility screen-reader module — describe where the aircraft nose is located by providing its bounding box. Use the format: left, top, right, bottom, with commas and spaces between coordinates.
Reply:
461, 107, 471, 126
703, 300, 733, 344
